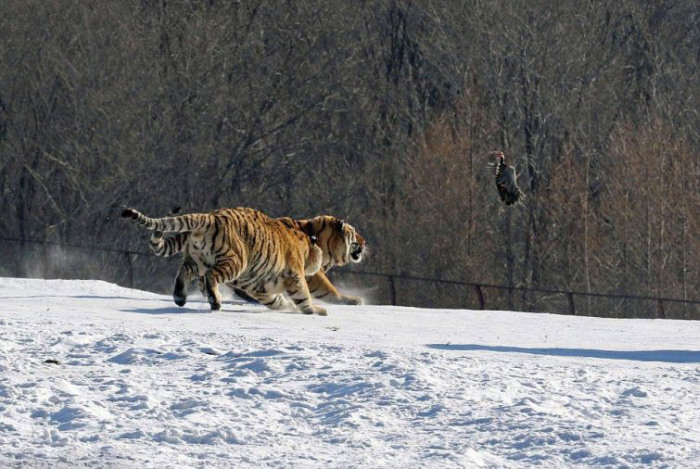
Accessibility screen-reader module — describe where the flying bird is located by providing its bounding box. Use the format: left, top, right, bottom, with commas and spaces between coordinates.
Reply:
489, 151, 522, 205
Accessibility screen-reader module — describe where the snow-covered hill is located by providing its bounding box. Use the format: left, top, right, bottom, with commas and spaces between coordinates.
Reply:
0, 278, 698, 468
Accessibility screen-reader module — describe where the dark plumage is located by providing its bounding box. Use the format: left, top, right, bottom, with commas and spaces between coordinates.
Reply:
489, 152, 522, 205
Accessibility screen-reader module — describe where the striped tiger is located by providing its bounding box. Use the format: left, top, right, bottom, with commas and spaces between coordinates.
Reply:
121, 207, 326, 314
146, 213, 367, 310
276, 216, 366, 306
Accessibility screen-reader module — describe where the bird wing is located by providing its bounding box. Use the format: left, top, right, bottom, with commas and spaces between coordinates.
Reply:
498, 166, 522, 204
496, 182, 508, 202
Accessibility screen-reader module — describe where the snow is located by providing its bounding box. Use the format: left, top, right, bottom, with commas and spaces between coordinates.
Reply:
0, 277, 699, 468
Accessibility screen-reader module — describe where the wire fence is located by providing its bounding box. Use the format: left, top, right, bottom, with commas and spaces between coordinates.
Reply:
1, 236, 698, 320
328, 270, 699, 320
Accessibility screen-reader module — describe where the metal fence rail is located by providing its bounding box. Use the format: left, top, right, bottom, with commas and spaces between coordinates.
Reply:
2, 236, 698, 319
331, 269, 699, 315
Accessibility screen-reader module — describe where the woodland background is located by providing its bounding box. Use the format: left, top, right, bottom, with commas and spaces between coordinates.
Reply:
1, 0, 698, 318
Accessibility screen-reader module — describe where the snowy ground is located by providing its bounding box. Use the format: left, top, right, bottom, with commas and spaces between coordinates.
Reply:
0, 278, 699, 468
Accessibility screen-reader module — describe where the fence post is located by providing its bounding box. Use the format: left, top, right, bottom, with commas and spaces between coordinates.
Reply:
389, 276, 397, 306
567, 292, 576, 315
657, 299, 665, 319
125, 253, 134, 288
474, 285, 485, 310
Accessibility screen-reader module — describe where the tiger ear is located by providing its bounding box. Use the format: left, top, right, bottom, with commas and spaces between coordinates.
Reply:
333, 219, 345, 231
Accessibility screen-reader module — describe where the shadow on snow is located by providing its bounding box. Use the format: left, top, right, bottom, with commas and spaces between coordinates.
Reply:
120, 306, 211, 315
120, 301, 272, 315
426, 343, 700, 363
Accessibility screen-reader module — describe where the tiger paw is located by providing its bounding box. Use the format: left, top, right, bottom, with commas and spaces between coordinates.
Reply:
344, 295, 364, 306
173, 294, 187, 307
300, 305, 327, 316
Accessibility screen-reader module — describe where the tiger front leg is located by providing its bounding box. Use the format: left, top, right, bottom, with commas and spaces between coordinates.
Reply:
285, 272, 327, 316
173, 256, 198, 307
204, 256, 244, 311
332, 294, 364, 305
307, 271, 364, 305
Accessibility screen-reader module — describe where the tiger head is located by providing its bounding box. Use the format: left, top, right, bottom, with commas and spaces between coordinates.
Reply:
294, 216, 366, 270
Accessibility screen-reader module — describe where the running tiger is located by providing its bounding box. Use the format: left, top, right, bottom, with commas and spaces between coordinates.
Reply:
121, 207, 326, 314
147, 213, 366, 310
266, 215, 366, 307
122, 207, 366, 314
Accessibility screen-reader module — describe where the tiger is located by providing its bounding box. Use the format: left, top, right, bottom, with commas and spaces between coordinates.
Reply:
121, 207, 327, 314
276, 216, 366, 306
146, 213, 367, 310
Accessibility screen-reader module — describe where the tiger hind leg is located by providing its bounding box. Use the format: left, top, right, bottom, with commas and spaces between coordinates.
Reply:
173, 256, 198, 307
204, 256, 245, 311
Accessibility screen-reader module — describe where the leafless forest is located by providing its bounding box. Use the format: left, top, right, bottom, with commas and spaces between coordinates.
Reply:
1, 1, 698, 318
